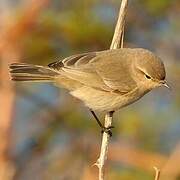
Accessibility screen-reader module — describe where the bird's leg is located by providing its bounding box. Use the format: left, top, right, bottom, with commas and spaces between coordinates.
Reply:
90, 110, 114, 136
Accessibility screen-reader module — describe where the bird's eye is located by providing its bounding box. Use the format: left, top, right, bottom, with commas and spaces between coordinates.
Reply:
145, 74, 151, 79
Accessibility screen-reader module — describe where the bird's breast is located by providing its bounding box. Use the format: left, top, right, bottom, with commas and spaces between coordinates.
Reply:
70, 86, 146, 112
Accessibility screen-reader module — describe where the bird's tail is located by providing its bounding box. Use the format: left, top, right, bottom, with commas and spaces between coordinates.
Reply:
9, 63, 59, 82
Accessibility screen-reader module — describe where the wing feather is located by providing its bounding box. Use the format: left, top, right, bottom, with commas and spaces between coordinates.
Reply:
91, 50, 137, 92
49, 49, 137, 93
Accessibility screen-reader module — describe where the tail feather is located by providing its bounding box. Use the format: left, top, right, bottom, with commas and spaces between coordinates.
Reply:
9, 63, 59, 82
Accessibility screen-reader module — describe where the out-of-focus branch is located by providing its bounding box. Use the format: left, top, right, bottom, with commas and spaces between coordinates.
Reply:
0, 1, 49, 179
160, 143, 180, 180
107, 142, 167, 171
0, 0, 49, 51
95, 0, 128, 179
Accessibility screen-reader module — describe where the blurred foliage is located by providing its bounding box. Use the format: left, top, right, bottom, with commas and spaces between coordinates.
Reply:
139, 0, 175, 15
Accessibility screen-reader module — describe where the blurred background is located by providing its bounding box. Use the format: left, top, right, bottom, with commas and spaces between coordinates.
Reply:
0, 0, 180, 179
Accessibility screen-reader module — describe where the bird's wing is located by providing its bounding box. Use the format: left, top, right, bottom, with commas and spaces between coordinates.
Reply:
48, 50, 137, 93
91, 50, 137, 93
48, 52, 112, 91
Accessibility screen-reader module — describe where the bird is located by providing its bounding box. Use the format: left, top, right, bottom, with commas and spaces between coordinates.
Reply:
9, 48, 169, 135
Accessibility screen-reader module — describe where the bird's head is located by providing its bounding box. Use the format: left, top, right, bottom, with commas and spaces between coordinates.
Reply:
132, 48, 169, 91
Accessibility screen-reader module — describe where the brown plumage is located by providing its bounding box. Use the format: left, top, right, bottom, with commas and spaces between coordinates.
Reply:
9, 48, 167, 112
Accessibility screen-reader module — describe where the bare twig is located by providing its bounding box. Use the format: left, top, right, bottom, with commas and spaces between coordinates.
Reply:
110, 0, 128, 50
95, 0, 128, 179
95, 112, 113, 180
154, 167, 161, 180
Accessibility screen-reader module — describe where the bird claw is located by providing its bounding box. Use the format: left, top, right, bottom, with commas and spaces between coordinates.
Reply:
101, 126, 114, 137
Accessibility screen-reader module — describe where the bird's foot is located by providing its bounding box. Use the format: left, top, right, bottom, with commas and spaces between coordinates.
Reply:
101, 126, 114, 137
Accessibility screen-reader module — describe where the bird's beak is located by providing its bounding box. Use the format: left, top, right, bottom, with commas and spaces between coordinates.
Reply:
160, 80, 171, 90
